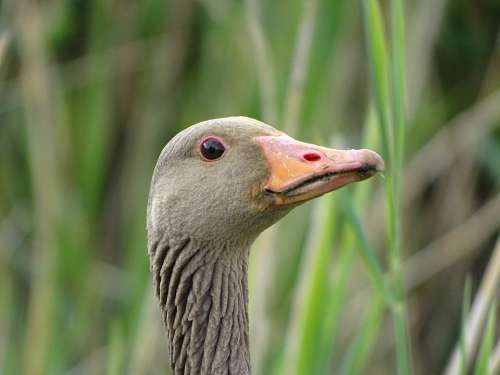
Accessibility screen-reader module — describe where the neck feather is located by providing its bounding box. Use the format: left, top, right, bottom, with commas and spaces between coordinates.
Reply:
149, 235, 250, 375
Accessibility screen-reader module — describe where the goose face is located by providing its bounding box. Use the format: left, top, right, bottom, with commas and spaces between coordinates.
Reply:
148, 117, 383, 243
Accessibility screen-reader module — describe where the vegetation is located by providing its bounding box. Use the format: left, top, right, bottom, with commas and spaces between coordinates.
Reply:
0, 0, 499, 374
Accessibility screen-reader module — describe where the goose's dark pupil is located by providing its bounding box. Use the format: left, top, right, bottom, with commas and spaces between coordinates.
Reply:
201, 139, 225, 160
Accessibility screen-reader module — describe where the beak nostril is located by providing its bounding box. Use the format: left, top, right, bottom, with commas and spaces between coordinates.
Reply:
303, 152, 321, 162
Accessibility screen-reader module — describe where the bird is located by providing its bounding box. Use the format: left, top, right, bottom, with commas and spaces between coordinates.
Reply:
146, 116, 384, 375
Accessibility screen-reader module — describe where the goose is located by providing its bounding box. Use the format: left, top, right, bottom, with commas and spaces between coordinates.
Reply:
146, 116, 383, 375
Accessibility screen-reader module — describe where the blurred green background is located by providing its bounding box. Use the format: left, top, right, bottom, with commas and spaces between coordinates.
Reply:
0, 0, 499, 374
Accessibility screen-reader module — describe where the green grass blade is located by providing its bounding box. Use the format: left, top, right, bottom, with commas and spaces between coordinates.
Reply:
361, 0, 392, 161
340, 191, 392, 303
392, 305, 412, 375
362, 0, 412, 373
459, 277, 472, 375
283, 194, 340, 375
107, 321, 125, 375
13, 2, 63, 372
0, 274, 12, 374
317, 221, 355, 372
390, 0, 406, 180
76, 0, 113, 219
340, 296, 385, 375
474, 302, 496, 375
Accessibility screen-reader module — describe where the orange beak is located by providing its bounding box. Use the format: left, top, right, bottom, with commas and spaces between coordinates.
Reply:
256, 134, 384, 205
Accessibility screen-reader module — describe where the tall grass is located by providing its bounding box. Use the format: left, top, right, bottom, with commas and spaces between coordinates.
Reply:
361, 0, 412, 373
0, 1, 499, 374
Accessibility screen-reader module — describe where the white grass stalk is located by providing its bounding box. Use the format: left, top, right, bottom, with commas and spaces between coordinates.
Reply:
444, 233, 500, 375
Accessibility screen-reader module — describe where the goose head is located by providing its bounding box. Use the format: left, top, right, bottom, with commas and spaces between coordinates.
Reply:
148, 116, 383, 245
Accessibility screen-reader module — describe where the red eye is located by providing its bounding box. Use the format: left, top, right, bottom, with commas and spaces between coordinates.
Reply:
200, 137, 226, 160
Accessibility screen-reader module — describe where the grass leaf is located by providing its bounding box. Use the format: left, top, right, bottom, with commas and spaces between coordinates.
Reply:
474, 302, 496, 375
340, 297, 385, 375
459, 277, 472, 375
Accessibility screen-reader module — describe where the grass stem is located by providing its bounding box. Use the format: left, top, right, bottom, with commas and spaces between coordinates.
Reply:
362, 0, 412, 372
245, 0, 277, 125
14, 1, 63, 373
283, 0, 318, 136
444, 233, 500, 375
244, 1, 278, 372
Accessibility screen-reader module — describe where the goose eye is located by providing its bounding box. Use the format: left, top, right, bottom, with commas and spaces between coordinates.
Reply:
200, 137, 225, 160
